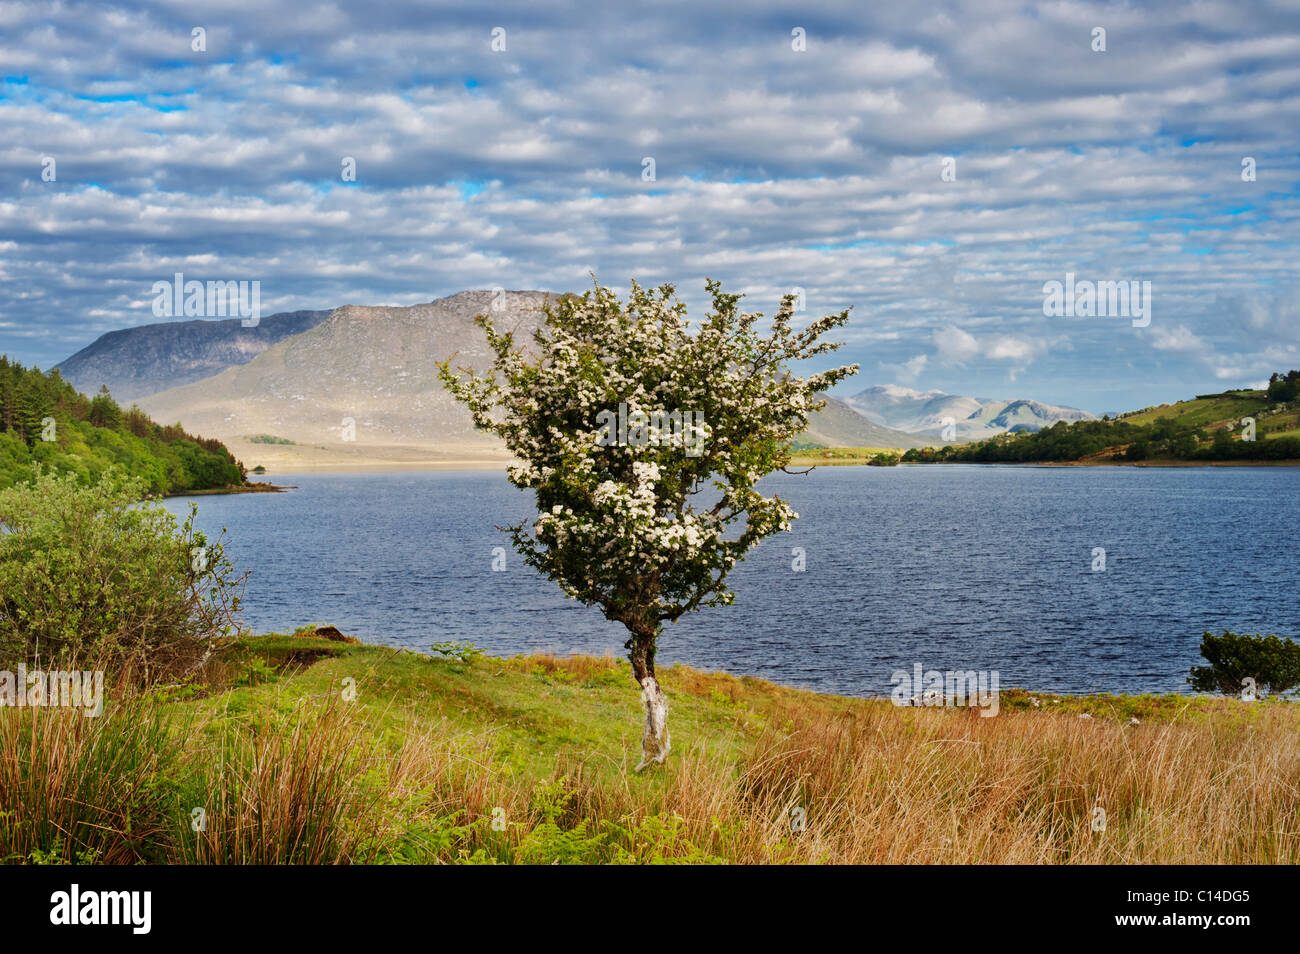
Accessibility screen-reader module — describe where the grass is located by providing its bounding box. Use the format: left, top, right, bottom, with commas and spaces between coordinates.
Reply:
1122, 390, 1300, 437
789, 446, 912, 466
2, 630, 1299, 864
1123, 392, 1269, 428
247, 434, 297, 445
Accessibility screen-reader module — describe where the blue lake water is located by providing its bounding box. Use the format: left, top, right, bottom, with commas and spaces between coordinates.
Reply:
163, 465, 1300, 696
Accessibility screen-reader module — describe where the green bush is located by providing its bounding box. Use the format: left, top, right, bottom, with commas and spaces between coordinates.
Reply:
0, 469, 246, 683
1187, 630, 1300, 699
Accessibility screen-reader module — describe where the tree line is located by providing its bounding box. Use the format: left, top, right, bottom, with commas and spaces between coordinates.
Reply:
0, 356, 246, 493
902, 372, 1300, 464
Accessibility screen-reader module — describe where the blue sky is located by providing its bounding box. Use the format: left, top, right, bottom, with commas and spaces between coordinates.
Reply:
1, 0, 1298, 414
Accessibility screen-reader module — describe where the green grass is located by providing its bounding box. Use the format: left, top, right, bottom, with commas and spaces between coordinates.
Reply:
247, 434, 297, 445
1123, 391, 1275, 429
789, 446, 910, 465
6, 630, 1300, 864
214, 636, 766, 778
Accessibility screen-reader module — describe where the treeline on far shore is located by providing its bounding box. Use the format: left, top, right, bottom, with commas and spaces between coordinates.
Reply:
0, 356, 246, 494
904, 372, 1300, 465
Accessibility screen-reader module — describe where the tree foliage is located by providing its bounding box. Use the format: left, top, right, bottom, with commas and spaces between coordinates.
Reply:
1187, 630, 1300, 698
439, 278, 857, 679
0, 356, 245, 493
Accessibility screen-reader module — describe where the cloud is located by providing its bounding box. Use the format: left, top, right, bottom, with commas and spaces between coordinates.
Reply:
0, 0, 1296, 416
1150, 324, 1207, 353
933, 325, 1045, 366
881, 353, 929, 383
933, 325, 980, 363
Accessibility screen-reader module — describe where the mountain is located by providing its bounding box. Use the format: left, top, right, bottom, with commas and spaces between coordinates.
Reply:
845, 385, 1093, 441
126, 290, 933, 468
800, 397, 940, 450
54, 310, 332, 402
134, 291, 550, 468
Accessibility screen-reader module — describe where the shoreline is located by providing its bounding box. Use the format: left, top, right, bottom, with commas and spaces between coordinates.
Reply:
267, 628, 1246, 702
163, 480, 295, 498
790, 455, 1300, 469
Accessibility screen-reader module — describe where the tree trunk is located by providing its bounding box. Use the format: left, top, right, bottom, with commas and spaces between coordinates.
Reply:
627, 625, 669, 772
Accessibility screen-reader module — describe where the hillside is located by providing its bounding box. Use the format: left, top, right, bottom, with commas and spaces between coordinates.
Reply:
902, 373, 1300, 465
846, 385, 1093, 440
798, 397, 938, 450
1122, 386, 1300, 438
55, 309, 331, 402
135, 291, 553, 469
132, 290, 927, 468
0, 357, 247, 493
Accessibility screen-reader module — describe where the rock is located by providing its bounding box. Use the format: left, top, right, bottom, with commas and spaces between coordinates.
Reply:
311, 625, 360, 645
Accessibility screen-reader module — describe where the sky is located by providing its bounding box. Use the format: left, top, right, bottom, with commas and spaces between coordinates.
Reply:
1, 0, 1298, 415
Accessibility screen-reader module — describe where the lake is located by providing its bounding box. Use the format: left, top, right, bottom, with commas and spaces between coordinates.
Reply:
163, 465, 1300, 696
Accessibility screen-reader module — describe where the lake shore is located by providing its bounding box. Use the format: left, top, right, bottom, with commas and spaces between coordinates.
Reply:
163, 480, 294, 498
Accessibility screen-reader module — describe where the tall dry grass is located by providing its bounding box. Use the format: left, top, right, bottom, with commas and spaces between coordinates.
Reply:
720, 701, 1300, 863
3, 669, 1297, 863
2, 689, 443, 865
0, 692, 184, 864
177, 696, 422, 864
378, 696, 1300, 864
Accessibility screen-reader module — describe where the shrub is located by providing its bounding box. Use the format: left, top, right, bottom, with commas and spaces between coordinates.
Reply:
1125, 440, 1150, 461
1187, 630, 1300, 698
0, 469, 246, 684
430, 639, 487, 663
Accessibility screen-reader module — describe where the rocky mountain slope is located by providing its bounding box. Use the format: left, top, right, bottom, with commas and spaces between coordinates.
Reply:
115, 292, 937, 468
801, 397, 940, 450
55, 310, 331, 401
135, 291, 549, 468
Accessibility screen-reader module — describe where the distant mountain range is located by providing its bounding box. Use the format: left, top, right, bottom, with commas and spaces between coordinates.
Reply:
844, 384, 1093, 441
801, 397, 936, 449
53, 294, 939, 467
55, 310, 331, 402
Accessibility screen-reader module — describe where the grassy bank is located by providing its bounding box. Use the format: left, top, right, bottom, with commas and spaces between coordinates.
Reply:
788, 446, 907, 466
162, 480, 292, 498
4, 629, 1298, 864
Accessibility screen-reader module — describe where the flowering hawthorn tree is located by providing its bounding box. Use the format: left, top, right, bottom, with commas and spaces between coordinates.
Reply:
439, 279, 857, 769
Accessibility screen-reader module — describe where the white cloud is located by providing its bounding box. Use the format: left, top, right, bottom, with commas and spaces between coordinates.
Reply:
1150, 324, 1207, 353
882, 353, 929, 382
933, 326, 1044, 366
0, 0, 1296, 416
933, 325, 980, 363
